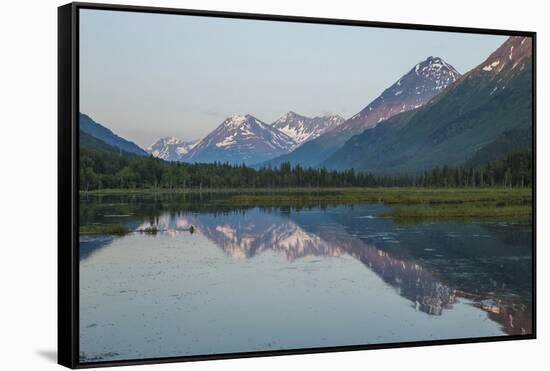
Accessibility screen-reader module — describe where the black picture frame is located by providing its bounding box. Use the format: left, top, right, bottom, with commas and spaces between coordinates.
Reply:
58, 2, 537, 368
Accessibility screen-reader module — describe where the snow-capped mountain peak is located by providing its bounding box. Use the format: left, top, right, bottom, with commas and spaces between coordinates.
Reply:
272, 111, 345, 147
147, 136, 199, 162
341, 56, 461, 133
221, 114, 266, 129
413, 56, 461, 91
182, 114, 296, 165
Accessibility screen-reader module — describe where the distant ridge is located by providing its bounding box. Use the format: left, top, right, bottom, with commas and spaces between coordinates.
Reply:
147, 137, 200, 162
79, 113, 147, 156
271, 112, 345, 149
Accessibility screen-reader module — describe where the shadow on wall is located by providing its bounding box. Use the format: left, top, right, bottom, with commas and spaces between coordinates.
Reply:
36, 350, 57, 363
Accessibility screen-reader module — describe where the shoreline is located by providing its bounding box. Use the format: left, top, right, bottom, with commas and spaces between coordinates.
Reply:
79, 187, 532, 225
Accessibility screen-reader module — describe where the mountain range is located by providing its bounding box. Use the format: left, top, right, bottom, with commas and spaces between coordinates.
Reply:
80, 36, 532, 174
323, 36, 532, 173
146, 56, 460, 167
146, 112, 344, 165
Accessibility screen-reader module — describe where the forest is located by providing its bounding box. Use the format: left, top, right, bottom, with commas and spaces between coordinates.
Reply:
79, 143, 532, 191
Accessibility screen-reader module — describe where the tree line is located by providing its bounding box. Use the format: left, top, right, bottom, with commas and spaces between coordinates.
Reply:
79, 146, 532, 191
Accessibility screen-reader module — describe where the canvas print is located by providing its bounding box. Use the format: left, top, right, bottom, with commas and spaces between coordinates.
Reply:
78, 8, 534, 363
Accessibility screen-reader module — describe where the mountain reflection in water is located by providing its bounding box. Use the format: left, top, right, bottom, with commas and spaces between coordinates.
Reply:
80, 198, 532, 337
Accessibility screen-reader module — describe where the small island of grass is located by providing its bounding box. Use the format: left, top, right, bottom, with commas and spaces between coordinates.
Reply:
79, 224, 130, 236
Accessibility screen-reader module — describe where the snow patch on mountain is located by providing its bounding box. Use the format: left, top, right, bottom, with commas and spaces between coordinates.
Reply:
483, 60, 501, 72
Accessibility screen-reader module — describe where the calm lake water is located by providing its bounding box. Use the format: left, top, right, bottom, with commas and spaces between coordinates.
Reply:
79, 193, 533, 362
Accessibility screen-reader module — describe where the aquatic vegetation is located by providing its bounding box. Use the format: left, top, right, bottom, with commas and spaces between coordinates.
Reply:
79, 224, 130, 235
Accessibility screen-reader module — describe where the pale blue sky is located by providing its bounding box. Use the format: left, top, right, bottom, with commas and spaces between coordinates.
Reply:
79, 9, 506, 148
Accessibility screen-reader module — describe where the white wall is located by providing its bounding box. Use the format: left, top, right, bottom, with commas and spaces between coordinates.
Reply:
0, 0, 546, 370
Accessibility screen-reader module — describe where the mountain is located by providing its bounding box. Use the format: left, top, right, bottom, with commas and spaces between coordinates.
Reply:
341, 56, 461, 134
464, 128, 531, 168
79, 113, 147, 156
262, 56, 461, 168
80, 130, 123, 154
147, 136, 199, 162
271, 111, 345, 148
324, 36, 533, 174
182, 114, 296, 165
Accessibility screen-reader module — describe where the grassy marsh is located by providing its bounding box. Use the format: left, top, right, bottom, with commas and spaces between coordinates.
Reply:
79, 224, 130, 235
80, 187, 532, 223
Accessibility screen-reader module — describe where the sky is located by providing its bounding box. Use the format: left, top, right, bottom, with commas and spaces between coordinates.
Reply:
79, 9, 506, 149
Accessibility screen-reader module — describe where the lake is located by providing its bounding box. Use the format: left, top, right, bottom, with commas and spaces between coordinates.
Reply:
79, 192, 533, 362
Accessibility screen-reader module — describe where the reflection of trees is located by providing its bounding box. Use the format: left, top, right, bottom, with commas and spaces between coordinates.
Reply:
80, 196, 532, 335
79, 193, 256, 226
